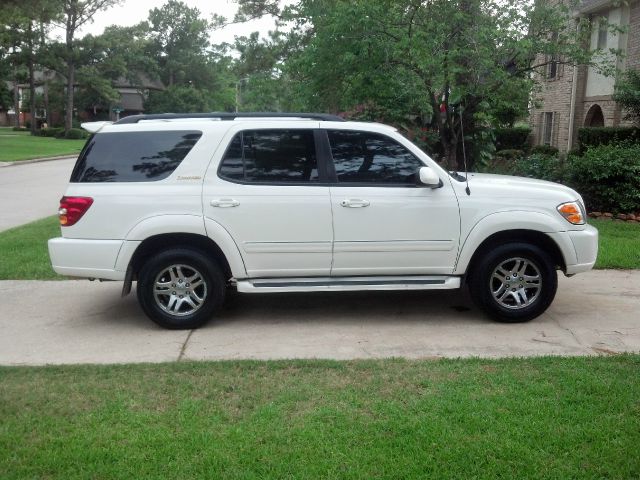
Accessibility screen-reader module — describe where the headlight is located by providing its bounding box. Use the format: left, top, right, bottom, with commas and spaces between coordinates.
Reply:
557, 201, 585, 225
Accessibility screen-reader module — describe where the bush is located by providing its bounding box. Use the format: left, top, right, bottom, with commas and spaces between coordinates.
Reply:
513, 153, 566, 183
494, 149, 525, 161
64, 128, 87, 139
578, 127, 639, 152
12, 126, 28, 132
40, 127, 63, 137
494, 127, 531, 151
568, 142, 640, 213
54, 128, 87, 139
530, 145, 559, 156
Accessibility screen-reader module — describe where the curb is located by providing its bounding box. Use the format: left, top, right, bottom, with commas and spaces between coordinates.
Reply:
0, 155, 77, 168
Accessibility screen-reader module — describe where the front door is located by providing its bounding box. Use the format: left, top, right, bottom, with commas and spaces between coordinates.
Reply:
326, 129, 460, 276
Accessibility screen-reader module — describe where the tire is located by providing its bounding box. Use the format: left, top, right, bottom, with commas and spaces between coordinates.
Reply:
468, 242, 557, 323
136, 248, 226, 329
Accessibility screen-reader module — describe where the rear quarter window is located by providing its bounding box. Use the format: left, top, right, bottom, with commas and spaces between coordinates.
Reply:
70, 130, 202, 182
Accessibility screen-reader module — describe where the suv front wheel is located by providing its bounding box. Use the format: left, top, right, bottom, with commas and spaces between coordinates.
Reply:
136, 248, 226, 329
468, 242, 557, 323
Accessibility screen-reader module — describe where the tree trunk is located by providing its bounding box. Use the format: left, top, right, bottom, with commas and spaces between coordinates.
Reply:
13, 69, 20, 129
65, 59, 74, 133
28, 23, 37, 136
44, 79, 51, 126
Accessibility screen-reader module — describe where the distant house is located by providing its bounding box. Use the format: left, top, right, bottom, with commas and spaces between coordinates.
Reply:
529, 0, 640, 153
0, 72, 164, 127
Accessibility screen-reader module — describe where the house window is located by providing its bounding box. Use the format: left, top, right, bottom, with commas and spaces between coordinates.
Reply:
542, 112, 554, 146
548, 32, 559, 79
597, 15, 608, 49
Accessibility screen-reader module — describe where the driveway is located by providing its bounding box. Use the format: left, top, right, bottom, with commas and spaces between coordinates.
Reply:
0, 157, 76, 231
1, 270, 638, 365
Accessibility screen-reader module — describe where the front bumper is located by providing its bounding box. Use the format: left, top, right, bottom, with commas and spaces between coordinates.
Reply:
565, 224, 599, 275
48, 237, 125, 280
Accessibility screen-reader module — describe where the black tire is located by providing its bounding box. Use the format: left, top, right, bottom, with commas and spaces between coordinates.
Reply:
136, 248, 226, 329
468, 242, 557, 323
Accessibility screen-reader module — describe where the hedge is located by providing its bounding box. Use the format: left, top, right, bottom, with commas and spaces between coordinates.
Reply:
494, 127, 531, 151
578, 127, 639, 152
569, 142, 640, 213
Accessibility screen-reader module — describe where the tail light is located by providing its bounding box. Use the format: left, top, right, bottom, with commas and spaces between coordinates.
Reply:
58, 196, 93, 227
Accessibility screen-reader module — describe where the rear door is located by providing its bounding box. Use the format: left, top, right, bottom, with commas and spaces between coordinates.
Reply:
203, 124, 333, 278
326, 129, 460, 276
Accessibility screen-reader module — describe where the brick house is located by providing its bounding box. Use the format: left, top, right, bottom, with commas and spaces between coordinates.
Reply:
529, 0, 640, 153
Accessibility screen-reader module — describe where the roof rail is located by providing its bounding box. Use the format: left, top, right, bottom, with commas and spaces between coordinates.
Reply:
114, 112, 345, 124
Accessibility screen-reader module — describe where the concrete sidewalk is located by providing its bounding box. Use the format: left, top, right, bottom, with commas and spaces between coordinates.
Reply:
1, 270, 638, 365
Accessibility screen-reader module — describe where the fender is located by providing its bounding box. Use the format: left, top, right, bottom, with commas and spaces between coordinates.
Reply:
114, 214, 247, 279
453, 210, 577, 275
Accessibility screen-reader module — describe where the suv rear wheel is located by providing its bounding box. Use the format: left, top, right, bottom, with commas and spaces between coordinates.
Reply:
468, 242, 557, 323
136, 248, 225, 329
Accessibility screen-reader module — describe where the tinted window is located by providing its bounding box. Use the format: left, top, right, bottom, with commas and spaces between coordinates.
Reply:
70, 130, 202, 182
328, 130, 423, 184
219, 130, 318, 183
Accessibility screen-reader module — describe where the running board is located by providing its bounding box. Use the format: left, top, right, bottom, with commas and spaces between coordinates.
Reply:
236, 276, 461, 293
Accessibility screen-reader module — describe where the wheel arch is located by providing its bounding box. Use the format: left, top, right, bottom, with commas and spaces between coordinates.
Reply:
461, 229, 566, 281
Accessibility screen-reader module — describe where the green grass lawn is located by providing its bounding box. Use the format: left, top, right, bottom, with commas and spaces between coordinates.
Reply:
589, 218, 640, 269
0, 356, 638, 479
0, 127, 30, 136
0, 216, 638, 281
0, 133, 85, 161
0, 216, 62, 280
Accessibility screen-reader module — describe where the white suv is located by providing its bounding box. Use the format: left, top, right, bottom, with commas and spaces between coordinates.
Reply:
48, 113, 598, 329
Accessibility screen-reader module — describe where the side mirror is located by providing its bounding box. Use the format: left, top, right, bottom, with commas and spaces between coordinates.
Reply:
418, 166, 442, 188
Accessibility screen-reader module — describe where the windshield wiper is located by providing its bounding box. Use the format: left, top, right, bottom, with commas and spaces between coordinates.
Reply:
448, 171, 467, 182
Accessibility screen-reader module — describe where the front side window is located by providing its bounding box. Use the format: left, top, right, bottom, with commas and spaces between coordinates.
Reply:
218, 129, 318, 183
328, 130, 423, 184
70, 130, 202, 182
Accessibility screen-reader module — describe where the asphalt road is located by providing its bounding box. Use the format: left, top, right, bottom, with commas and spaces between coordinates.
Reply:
1, 270, 638, 365
0, 157, 76, 231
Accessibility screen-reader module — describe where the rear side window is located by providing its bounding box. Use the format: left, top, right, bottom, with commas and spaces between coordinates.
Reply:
218, 129, 318, 183
328, 130, 423, 184
70, 130, 202, 182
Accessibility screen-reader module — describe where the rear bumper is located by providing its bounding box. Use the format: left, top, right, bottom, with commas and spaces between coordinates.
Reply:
565, 225, 599, 275
48, 237, 125, 280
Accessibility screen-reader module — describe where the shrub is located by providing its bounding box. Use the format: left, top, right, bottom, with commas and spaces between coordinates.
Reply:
64, 128, 87, 139
494, 149, 525, 161
54, 128, 86, 139
530, 145, 559, 156
568, 142, 640, 213
40, 127, 63, 137
494, 127, 531, 151
513, 153, 566, 183
578, 127, 639, 152
12, 126, 28, 132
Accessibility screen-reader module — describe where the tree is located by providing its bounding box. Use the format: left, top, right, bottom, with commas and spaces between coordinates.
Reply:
56, 0, 121, 132
235, 0, 597, 169
613, 69, 640, 126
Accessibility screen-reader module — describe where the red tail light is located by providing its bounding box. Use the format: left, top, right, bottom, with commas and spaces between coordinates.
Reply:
58, 196, 93, 226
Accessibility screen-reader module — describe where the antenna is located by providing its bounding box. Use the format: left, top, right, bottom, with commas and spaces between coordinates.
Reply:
458, 105, 471, 196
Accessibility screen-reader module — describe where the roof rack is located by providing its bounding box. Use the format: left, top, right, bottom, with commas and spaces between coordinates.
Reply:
114, 112, 345, 124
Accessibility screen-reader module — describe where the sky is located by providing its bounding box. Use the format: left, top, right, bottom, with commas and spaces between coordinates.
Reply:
49, 0, 281, 46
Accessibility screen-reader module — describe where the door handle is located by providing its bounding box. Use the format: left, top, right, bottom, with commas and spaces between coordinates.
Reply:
340, 199, 370, 208
210, 199, 240, 208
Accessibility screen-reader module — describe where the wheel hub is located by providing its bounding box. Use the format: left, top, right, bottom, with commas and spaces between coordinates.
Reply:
153, 264, 207, 317
490, 257, 542, 310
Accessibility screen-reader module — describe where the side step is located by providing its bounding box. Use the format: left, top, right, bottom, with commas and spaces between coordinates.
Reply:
236, 276, 461, 293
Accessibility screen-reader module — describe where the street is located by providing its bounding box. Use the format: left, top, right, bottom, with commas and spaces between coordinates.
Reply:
0, 158, 76, 231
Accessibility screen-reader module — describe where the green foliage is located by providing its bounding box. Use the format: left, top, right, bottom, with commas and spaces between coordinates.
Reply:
513, 153, 566, 183
145, 85, 213, 113
494, 149, 525, 161
494, 127, 531, 151
569, 142, 640, 213
613, 69, 640, 125
56, 128, 86, 139
578, 127, 639, 152
530, 145, 559, 156
40, 127, 63, 137
12, 127, 28, 132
